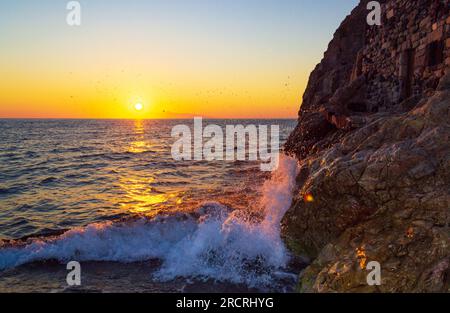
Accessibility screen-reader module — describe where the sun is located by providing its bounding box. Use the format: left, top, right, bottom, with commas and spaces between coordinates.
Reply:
134, 103, 143, 111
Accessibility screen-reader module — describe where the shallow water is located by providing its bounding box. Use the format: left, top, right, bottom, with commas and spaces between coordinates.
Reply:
0, 119, 301, 292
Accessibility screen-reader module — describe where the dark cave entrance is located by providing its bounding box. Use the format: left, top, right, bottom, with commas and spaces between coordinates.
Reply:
404, 48, 415, 99
426, 40, 444, 67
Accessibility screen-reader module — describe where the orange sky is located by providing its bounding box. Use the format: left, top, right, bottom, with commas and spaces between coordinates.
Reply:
0, 1, 357, 119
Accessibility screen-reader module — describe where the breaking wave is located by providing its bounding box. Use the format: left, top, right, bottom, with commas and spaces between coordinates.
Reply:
0, 155, 299, 288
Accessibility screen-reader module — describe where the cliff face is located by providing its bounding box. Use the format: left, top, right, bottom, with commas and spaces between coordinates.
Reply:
283, 0, 449, 292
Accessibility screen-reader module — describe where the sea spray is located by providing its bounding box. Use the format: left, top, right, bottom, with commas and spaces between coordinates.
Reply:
260, 154, 300, 230
0, 155, 299, 288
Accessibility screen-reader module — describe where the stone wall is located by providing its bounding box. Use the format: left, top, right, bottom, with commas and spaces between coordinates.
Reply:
361, 0, 450, 112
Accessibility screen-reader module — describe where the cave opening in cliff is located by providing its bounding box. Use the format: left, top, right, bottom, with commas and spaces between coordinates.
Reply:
404, 49, 415, 99
426, 40, 444, 67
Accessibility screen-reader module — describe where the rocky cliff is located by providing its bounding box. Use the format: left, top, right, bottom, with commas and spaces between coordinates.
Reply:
283, 0, 449, 292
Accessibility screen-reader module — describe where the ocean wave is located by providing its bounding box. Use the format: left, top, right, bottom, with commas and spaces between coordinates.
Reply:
0, 155, 299, 288
0, 185, 24, 196
39, 177, 59, 185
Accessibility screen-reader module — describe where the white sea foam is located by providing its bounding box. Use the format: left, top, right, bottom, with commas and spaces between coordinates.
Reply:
0, 155, 299, 287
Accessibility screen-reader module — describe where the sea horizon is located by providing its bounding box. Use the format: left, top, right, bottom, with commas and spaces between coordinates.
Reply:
0, 117, 298, 120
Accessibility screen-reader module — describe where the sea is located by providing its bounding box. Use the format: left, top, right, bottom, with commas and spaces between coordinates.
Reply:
0, 119, 302, 292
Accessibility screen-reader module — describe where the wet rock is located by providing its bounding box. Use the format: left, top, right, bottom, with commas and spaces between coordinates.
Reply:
283, 78, 450, 293
283, 0, 450, 293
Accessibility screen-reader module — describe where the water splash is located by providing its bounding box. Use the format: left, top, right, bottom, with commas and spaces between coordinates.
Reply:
0, 155, 299, 288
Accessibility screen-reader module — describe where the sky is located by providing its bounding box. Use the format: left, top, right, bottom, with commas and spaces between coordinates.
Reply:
0, 0, 359, 119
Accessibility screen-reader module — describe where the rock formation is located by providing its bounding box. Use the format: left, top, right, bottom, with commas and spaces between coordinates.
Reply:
283, 0, 449, 292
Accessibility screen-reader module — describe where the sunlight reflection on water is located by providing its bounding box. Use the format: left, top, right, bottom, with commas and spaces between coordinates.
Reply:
0, 119, 295, 239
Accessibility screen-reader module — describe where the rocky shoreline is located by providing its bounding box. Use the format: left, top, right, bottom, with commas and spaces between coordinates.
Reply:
283, 0, 449, 292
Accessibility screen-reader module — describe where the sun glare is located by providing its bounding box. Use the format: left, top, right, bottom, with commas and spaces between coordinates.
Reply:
134, 103, 143, 111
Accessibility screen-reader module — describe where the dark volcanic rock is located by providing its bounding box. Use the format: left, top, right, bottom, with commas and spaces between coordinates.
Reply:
283, 0, 450, 293
285, 1, 369, 159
